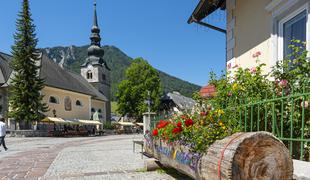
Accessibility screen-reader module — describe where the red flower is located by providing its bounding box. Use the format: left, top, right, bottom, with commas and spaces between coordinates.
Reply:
156, 120, 169, 129
200, 111, 209, 116
177, 122, 182, 128
180, 115, 188, 119
185, 119, 194, 127
172, 127, 182, 134
152, 129, 158, 136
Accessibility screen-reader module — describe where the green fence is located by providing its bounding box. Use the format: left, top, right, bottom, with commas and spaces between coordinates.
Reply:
150, 86, 309, 161
236, 86, 310, 161
150, 113, 170, 130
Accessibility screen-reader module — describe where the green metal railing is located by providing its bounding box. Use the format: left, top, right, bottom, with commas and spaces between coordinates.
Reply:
150, 86, 309, 161
236, 86, 310, 161
150, 113, 170, 129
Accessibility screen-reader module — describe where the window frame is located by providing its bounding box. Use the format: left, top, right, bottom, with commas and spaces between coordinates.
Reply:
49, 95, 60, 104
87, 70, 93, 79
278, 3, 309, 62
75, 100, 83, 107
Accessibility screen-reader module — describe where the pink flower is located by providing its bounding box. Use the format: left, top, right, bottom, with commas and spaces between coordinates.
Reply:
250, 67, 257, 74
232, 64, 239, 69
301, 101, 309, 109
227, 63, 232, 69
252, 51, 262, 58
279, 79, 288, 87
227, 92, 232, 97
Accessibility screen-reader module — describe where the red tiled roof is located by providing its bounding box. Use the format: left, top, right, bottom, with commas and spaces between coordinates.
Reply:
200, 84, 216, 98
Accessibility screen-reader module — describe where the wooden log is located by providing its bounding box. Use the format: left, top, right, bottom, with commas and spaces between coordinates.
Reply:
146, 131, 293, 180
201, 132, 293, 180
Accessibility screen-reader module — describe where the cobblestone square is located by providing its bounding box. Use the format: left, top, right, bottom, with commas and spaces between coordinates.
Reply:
0, 135, 190, 180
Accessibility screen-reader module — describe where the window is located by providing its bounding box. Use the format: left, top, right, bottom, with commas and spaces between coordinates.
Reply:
87, 70, 93, 79
102, 74, 106, 81
76, 100, 83, 107
64, 96, 72, 111
278, 5, 308, 62
98, 109, 102, 113
283, 11, 307, 58
91, 108, 96, 112
49, 96, 59, 104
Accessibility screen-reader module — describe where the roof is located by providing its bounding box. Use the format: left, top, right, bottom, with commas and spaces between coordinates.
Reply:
0, 52, 13, 85
0, 52, 107, 101
162, 92, 196, 110
200, 84, 216, 98
187, 0, 226, 24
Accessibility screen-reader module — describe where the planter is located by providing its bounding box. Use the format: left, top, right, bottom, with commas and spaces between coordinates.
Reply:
145, 131, 293, 180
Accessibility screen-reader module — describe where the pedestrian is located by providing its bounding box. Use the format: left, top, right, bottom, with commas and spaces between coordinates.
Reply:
0, 117, 8, 152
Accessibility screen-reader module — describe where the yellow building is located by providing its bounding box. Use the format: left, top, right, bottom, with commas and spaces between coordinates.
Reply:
188, 0, 309, 74
0, 2, 110, 129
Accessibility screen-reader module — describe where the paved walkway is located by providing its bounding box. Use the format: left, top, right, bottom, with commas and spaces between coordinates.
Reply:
0, 135, 191, 180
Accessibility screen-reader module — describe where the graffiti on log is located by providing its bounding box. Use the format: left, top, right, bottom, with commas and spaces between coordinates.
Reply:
154, 143, 201, 171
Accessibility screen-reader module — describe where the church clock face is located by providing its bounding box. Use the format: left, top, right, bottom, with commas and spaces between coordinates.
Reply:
87, 63, 92, 69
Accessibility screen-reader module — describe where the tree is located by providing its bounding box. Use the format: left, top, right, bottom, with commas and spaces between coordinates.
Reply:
116, 58, 163, 120
9, 0, 48, 129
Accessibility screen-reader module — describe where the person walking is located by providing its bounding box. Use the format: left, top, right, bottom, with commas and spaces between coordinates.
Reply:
0, 117, 8, 152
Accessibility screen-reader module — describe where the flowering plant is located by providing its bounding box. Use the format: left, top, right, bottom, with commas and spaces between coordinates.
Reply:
152, 108, 236, 153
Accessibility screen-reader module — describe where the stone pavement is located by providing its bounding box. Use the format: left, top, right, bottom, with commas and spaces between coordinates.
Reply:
0, 135, 191, 180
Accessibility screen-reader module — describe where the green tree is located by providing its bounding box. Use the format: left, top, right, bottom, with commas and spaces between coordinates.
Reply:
9, 0, 48, 129
116, 58, 163, 120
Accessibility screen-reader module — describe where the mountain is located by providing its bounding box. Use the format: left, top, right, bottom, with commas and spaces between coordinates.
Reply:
41, 45, 201, 100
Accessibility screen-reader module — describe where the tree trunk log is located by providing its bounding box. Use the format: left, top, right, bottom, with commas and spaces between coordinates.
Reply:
146, 132, 293, 180
201, 132, 293, 180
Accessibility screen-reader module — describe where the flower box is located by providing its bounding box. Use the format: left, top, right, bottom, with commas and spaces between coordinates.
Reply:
145, 132, 293, 180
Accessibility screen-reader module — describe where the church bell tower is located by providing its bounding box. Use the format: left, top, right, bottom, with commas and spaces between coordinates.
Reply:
81, 1, 111, 122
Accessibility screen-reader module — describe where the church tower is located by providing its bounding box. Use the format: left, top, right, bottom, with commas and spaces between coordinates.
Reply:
81, 1, 111, 122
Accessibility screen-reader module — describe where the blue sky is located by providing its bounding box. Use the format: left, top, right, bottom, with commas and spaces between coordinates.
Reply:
0, 0, 226, 86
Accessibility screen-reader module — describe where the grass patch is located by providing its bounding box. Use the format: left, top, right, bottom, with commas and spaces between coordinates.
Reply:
156, 167, 193, 179
136, 168, 147, 173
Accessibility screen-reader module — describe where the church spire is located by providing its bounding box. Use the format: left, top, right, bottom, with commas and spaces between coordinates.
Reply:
84, 0, 105, 66
93, 1, 98, 27
90, 0, 101, 46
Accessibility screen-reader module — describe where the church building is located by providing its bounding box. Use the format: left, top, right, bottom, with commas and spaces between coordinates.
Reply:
0, 2, 111, 129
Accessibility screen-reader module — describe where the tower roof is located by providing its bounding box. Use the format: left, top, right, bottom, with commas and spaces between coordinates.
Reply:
82, 0, 109, 70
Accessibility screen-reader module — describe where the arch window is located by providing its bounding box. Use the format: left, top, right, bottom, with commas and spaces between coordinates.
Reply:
87, 70, 93, 79
98, 109, 102, 113
91, 108, 96, 112
49, 96, 59, 104
76, 100, 83, 107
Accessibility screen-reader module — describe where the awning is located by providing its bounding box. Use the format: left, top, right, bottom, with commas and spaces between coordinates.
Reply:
117, 122, 143, 126
78, 119, 102, 125
41, 117, 76, 124
41, 117, 102, 125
